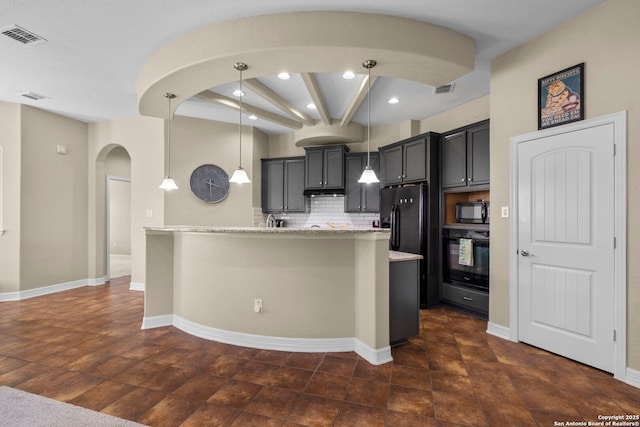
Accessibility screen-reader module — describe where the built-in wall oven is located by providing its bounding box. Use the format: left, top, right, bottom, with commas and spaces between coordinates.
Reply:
443, 228, 489, 291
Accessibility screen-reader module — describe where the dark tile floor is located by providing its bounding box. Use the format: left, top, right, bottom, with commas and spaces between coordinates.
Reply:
0, 276, 639, 426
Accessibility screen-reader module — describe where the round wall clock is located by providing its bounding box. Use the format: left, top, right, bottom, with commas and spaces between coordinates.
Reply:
189, 164, 230, 203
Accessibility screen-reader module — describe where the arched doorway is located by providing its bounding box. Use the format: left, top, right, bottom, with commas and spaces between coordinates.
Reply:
95, 145, 131, 282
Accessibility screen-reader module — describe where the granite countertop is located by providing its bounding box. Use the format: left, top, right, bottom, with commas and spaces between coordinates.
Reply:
389, 250, 424, 262
145, 226, 390, 235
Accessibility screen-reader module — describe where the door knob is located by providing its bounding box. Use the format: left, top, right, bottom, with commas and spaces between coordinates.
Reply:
521, 249, 530, 257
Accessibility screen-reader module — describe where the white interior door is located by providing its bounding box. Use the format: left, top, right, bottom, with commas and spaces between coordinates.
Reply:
517, 122, 615, 373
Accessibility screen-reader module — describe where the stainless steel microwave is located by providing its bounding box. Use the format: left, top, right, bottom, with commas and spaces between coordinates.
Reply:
456, 200, 489, 224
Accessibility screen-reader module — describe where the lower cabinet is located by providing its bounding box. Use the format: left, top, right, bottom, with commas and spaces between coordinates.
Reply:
389, 258, 420, 345
440, 281, 489, 316
261, 157, 305, 213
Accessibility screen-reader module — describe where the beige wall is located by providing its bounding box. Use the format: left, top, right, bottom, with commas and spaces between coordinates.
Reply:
266, 119, 427, 159
164, 115, 261, 226
20, 106, 88, 290
490, 0, 640, 369
0, 102, 21, 293
107, 147, 132, 255
420, 96, 490, 133
109, 180, 131, 255
105, 146, 131, 177
88, 116, 164, 286
88, 114, 265, 285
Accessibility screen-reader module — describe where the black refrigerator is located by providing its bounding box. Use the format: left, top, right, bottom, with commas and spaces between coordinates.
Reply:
380, 183, 440, 309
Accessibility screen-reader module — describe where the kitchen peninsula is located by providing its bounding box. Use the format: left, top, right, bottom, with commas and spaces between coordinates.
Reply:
143, 226, 395, 365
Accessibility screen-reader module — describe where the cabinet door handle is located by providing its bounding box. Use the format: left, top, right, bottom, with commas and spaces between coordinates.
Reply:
398, 176, 402, 179
460, 178, 465, 182
468, 178, 472, 182
462, 296, 473, 301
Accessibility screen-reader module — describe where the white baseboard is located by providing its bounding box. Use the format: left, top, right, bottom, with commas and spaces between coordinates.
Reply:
129, 282, 145, 292
354, 339, 393, 365
141, 314, 392, 363
0, 278, 89, 301
625, 367, 640, 389
88, 276, 107, 286
486, 322, 511, 340
173, 315, 355, 352
141, 314, 173, 329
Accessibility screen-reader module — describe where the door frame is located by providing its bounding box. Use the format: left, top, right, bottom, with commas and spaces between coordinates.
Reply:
106, 175, 131, 280
509, 111, 627, 380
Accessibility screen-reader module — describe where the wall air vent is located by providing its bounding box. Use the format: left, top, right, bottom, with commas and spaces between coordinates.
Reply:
434, 83, 455, 95
20, 91, 46, 101
1, 25, 47, 45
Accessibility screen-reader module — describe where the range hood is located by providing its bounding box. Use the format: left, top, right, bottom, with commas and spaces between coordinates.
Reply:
303, 188, 345, 196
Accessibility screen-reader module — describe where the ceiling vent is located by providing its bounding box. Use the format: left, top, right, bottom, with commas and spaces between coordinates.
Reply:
20, 91, 46, 101
434, 83, 455, 95
1, 25, 46, 45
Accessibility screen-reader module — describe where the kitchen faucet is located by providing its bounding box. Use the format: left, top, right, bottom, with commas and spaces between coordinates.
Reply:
266, 214, 276, 228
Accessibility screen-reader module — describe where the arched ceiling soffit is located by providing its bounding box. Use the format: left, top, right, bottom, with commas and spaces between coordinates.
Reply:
138, 11, 475, 122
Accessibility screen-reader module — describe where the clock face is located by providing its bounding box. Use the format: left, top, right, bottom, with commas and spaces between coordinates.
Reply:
189, 164, 230, 203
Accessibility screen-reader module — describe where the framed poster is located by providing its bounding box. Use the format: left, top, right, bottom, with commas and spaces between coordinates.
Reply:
538, 63, 584, 130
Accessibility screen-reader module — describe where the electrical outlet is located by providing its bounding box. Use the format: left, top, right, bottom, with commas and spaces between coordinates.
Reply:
501, 206, 509, 218
254, 299, 262, 313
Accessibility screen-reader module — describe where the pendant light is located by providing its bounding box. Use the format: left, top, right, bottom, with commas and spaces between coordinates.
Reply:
358, 60, 380, 184
159, 92, 178, 190
229, 62, 251, 184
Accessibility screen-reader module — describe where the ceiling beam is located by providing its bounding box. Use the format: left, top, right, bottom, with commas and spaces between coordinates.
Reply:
195, 91, 303, 130
243, 78, 316, 127
301, 72, 331, 126
340, 75, 378, 126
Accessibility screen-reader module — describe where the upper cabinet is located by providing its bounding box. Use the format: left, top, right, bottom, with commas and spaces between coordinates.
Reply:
304, 145, 349, 191
379, 132, 440, 187
261, 157, 306, 213
441, 120, 490, 190
345, 153, 380, 213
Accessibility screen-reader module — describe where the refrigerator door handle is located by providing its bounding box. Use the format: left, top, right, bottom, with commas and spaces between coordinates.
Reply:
391, 204, 400, 250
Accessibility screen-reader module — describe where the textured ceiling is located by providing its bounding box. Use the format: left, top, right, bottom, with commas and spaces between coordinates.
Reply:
0, 0, 606, 135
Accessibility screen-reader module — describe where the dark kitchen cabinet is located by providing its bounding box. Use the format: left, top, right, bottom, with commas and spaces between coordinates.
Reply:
440, 281, 489, 315
441, 120, 490, 189
345, 152, 380, 213
304, 145, 348, 191
389, 258, 420, 345
379, 132, 439, 186
261, 157, 305, 213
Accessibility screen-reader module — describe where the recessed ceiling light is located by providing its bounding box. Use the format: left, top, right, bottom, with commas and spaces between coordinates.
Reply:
233, 89, 245, 97
248, 114, 258, 120
388, 97, 400, 104
277, 72, 291, 80
306, 103, 316, 110
342, 71, 355, 79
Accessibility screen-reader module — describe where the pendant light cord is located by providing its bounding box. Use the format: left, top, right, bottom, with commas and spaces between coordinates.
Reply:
367, 66, 371, 168
167, 96, 172, 176
164, 92, 176, 177
238, 66, 243, 169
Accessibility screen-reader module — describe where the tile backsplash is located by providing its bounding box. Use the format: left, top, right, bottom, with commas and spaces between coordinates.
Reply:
256, 195, 380, 229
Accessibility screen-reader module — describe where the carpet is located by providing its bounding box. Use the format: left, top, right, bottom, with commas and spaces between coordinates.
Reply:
0, 386, 146, 426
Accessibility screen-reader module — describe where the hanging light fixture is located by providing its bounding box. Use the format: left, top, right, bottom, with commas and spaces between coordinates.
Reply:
229, 62, 251, 184
358, 60, 380, 184
159, 92, 178, 190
